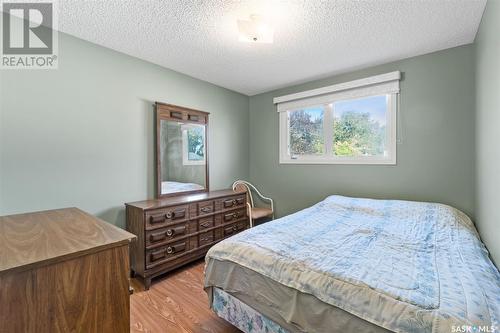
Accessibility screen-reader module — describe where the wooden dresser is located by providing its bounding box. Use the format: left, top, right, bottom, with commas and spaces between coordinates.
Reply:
0, 208, 136, 333
126, 189, 249, 289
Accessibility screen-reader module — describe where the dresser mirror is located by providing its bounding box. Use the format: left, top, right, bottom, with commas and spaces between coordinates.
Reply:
156, 102, 209, 198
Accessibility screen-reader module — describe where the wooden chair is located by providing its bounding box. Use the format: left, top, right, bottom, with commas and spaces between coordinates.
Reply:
232, 180, 274, 228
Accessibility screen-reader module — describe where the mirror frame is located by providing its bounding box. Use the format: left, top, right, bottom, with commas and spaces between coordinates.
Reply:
155, 102, 210, 198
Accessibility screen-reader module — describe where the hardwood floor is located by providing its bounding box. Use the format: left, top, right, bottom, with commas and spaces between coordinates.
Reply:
130, 259, 241, 333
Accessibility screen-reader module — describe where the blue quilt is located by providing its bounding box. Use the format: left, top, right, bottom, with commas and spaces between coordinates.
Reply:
206, 196, 500, 333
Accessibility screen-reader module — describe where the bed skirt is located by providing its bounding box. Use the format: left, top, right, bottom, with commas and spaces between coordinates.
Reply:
209, 287, 289, 333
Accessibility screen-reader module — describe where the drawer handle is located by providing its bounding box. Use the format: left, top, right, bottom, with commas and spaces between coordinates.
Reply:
224, 226, 236, 235
170, 111, 183, 119
233, 225, 237, 231
149, 215, 164, 224
150, 231, 167, 242
150, 250, 166, 262
174, 209, 186, 219
167, 226, 186, 237
165, 209, 186, 220
167, 242, 186, 255
150, 226, 186, 243
150, 242, 186, 262
201, 206, 212, 213
224, 212, 241, 221
200, 221, 211, 228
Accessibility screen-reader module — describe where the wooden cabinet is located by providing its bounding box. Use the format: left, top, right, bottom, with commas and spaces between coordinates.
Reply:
126, 189, 249, 289
0, 208, 136, 333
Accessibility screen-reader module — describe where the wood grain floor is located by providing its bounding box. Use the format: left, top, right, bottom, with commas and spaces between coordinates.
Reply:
130, 259, 241, 333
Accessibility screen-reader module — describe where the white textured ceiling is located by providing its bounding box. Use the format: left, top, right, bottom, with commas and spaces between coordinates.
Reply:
56, 0, 486, 95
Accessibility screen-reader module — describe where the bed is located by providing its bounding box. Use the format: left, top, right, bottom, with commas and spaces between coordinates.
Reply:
204, 195, 500, 333
161, 180, 204, 194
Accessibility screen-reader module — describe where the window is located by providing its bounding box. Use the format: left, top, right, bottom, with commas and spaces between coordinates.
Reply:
182, 124, 206, 165
277, 72, 400, 164
289, 106, 325, 156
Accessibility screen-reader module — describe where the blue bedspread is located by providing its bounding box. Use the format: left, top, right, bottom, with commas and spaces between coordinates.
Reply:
206, 196, 500, 333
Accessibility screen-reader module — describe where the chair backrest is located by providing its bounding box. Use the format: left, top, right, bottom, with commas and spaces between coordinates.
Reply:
232, 180, 255, 207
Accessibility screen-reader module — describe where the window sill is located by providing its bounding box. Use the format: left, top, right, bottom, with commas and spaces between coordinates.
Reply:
279, 157, 397, 165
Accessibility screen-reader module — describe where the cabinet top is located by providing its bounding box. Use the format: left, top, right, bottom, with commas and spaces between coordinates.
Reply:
125, 189, 245, 211
0, 208, 136, 275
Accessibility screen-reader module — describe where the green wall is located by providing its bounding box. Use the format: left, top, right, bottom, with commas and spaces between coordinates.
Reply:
0, 32, 249, 227
249, 45, 476, 219
475, 0, 500, 265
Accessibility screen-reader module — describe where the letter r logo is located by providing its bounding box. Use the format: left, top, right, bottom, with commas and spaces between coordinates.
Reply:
2, 2, 53, 54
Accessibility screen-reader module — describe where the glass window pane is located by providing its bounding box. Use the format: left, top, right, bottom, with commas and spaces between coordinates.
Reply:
333, 95, 387, 157
288, 107, 324, 157
186, 126, 205, 161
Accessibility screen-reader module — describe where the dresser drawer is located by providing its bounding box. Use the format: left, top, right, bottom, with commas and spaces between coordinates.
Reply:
218, 195, 246, 210
190, 200, 215, 217
223, 220, 247, 237
222, 209, 247, 223
145, 205, 188, 230
146, 239, 193, 268
198, 200, 214, 216
199, 230, 215, 247
146, 221, 197, 248
198, 216, 214, 231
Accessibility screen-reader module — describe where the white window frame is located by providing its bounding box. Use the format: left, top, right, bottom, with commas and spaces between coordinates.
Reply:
181, 124, 206, 166
276, 72, 400, 165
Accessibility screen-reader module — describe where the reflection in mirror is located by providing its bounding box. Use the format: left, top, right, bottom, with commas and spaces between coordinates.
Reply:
160, 120, 207, 195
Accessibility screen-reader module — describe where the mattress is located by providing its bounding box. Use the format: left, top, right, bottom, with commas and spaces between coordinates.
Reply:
161, 180, 204, 194
205, 195, 500, 333
205, 259, 391, 333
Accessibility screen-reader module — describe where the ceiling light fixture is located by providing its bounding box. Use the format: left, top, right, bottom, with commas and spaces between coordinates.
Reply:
237, 14, 274, 44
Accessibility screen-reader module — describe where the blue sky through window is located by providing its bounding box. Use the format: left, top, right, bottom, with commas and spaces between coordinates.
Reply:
334, 95, 387, 125
301, 107, 324, 121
